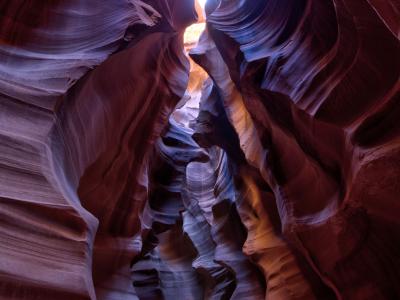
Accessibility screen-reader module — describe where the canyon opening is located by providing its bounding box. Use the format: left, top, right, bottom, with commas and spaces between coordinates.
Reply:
0, 0, 399, 299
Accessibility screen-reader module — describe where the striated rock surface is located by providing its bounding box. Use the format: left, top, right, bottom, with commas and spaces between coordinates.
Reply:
202, 0, 400, 298
0, 0, 195, 299
0, 0, 399, 299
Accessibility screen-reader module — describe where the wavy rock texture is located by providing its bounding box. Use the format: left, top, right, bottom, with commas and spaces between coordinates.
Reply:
0, 0, 399, 299
0, 0, 195, 299
202, 0, 400, 299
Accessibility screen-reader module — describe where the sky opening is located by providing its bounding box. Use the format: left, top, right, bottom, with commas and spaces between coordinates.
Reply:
197, 0, 206, 9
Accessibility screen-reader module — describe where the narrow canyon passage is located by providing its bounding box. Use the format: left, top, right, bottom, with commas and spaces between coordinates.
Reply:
0, 0, 399, 299
130, 32, 320, 298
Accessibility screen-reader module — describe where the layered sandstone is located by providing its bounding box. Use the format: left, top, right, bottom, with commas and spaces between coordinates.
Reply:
0, 0, 399, 299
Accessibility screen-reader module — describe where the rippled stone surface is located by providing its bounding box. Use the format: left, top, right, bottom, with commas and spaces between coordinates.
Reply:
202, 0, 400, 298
0, 0, 399, 299
0, 0, 194, 299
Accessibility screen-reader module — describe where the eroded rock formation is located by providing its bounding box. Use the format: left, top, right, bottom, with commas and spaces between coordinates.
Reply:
0, 0, 399, 299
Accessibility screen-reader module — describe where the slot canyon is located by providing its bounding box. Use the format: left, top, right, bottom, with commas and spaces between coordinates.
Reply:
0, 0, 399, 299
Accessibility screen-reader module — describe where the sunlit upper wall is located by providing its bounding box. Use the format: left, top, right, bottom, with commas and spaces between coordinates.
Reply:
197, 0, 206, 9
184, 0, 206, 48
184, 23, 206, 46
195, 0, 206, 22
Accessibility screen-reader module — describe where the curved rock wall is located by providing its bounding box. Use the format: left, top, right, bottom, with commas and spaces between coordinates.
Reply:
201, 0, 400, 298
0, 0, 399, 299
0, 0, 195, 299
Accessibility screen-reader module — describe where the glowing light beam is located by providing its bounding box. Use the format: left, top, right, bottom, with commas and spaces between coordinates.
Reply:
197, 0, 206, 9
